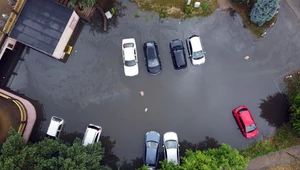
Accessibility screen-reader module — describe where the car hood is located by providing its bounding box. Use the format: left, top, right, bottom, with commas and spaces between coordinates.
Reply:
124, 64, 139, 77
192, 57, 205, 65
166, 148, 179, 165
146, 131, 160, 142
164, 132, 178, 142
148, 66, 161, 75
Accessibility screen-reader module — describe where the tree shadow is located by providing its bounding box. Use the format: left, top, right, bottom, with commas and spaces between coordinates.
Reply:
118, 157, 143, 170
179, 136, 221, 157
259, 92, 290, 128
90, 0, 127, 35
60, 131, 83, 144
100, 136, 120, 170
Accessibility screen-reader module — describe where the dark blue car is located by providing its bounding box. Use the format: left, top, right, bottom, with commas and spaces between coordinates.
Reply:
144, 131, 160, 169
143, 41, 162, 75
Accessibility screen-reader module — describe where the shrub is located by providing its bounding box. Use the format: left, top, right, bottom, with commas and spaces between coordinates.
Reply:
135, 13, 140, 17
250, 0, 279, 26
201, 2, 209, 10
185, 5, 192, 15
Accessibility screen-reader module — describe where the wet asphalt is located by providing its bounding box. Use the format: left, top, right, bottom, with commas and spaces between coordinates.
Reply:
6, 0, 300, 162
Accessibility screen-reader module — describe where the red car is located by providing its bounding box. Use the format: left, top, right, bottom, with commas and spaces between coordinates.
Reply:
233, 106, 258, 138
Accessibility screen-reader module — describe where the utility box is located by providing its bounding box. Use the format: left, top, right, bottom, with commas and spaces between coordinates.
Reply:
194, 2, 201, 8
105, 11, 112, 19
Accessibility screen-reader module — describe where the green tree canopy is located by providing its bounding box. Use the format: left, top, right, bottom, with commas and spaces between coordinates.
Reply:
0, 128, 107, 170
139, 144, 249, 170
250, 0, 279, 26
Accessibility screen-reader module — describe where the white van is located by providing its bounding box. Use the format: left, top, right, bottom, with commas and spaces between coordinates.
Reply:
82, 124, 102, 146
46, 116, 64, 139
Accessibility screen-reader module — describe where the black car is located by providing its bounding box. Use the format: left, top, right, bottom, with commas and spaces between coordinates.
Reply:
143, 41, 162, 75
169, 39, 187, 70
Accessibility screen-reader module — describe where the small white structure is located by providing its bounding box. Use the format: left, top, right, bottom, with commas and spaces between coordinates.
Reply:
194, 2, 201, 8
187, 0, 191, 5
105, 11, 112, 19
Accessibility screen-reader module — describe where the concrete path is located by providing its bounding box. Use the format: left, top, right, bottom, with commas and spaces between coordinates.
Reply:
0, 88, 36, 142
247, 145, 300, 170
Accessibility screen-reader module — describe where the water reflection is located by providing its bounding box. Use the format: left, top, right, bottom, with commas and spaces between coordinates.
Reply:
90, 0, 127, 34
60, 131, 83, 144
259, 93, 290, 128
179, 136, 220, 157
100, 136, 120, 170
118, 157, 143, 170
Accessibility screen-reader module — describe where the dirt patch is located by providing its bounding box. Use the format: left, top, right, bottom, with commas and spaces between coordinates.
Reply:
0, 96, 21, 143
268, 160, 300, 170
135, 0, 219, 18
0, 0, 12, 15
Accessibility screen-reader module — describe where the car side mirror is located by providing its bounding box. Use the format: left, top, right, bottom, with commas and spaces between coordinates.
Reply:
162, 145, 165, 147
204, 52, 207, 54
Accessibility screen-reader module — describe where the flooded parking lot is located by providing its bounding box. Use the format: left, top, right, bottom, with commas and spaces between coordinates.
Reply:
5, 0, 300, 168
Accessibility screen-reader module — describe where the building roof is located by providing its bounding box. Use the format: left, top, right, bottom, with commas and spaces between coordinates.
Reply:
9, 0, 73, 55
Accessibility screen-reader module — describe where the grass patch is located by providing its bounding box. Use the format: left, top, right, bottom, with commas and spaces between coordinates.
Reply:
240, 124, 300, 159
231, 0, 278, 38
135, 0, 218, 18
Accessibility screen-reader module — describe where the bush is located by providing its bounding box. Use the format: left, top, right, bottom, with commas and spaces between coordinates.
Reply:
135, 13, 140, 17
201, 2, 209, 10
159, 12, 167, 18
111, 8, 115, 14
250, 0, 279, 26
185, 5, 192, 15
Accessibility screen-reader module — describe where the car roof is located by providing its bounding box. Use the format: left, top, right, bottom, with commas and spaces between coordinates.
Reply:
240, 111, 254, 126
146, 45, 157, 59
124, 47, 135, 60
83, 128, 99, 145
46, 117, 63, 137
174, 50, 185, 66
190, 36, 202, 52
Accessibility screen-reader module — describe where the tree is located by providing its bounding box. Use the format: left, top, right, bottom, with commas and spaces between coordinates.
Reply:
250, 0, 279, 26
0, 128, 107, 170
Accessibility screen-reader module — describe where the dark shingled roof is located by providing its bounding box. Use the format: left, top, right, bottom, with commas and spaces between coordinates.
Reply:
9, 0, 73, 55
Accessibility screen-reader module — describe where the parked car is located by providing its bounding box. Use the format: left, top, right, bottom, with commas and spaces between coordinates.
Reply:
144, 131, 160, 169
232, 106, 258, 138
143, 41, 162, 75
169, 39, 187, 70
122, 38, 139, 77
82, 124, 102, 146
163, 132, 180, 165
46, 116, 64, 139
186, 35, 205, 65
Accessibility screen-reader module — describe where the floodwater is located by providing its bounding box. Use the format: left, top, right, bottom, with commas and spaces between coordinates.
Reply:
4, 0, 300, 169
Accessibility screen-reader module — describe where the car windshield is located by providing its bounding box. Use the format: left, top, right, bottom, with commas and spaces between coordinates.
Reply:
148, 58, 159, 67
125, 60, 136, 67
246, 124, 257, 133
123, 43, 134, 48
146, 141, 158, 149
192, 51, 205, 59
165, 140, 177, 149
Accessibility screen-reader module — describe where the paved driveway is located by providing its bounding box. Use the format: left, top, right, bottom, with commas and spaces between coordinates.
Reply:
7, 0, 300, 163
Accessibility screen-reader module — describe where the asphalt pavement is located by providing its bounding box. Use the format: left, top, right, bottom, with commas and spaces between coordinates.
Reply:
6, 0, 300, 165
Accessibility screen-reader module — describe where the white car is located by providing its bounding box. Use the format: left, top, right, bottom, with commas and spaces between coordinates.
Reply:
122, 38, 139, 77
163, 132, 180, 165
82, 124, 102, 146
46, 116, 64, 139
186, 35, 205, 65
